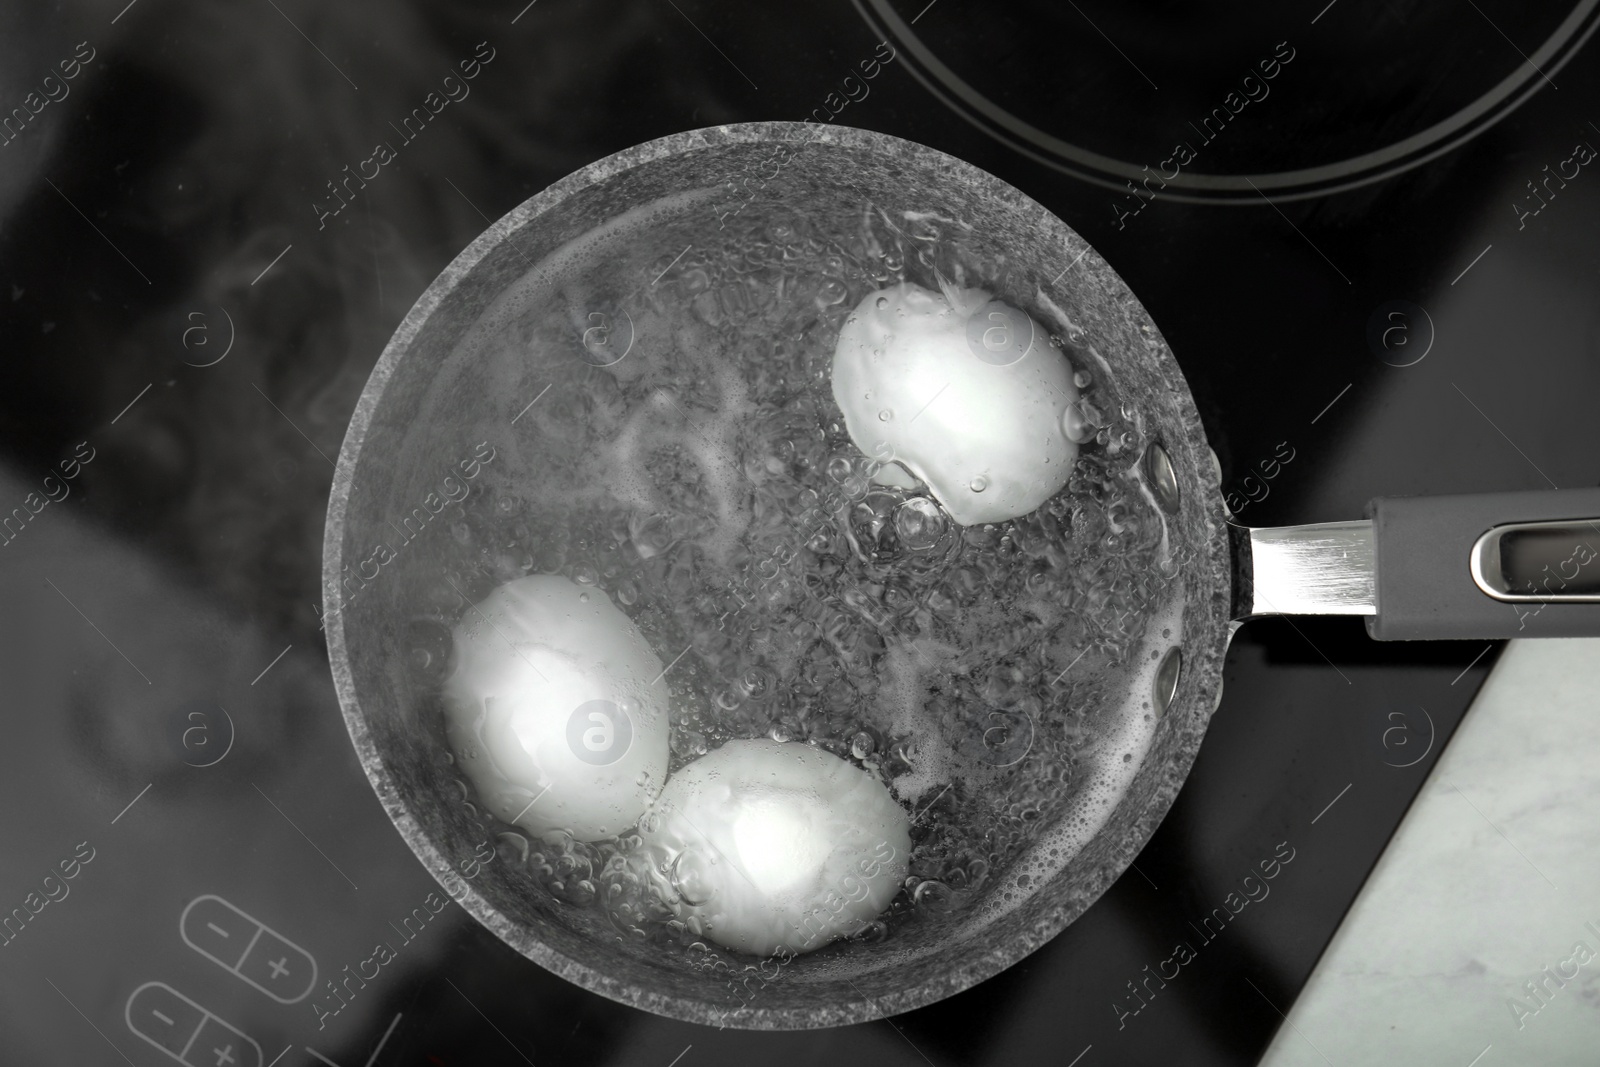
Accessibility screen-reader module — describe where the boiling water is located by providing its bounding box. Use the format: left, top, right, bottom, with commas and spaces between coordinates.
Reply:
409, 189, 1184, 960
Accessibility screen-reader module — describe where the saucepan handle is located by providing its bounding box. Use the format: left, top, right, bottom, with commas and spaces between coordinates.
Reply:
1366, 487, 1600, 640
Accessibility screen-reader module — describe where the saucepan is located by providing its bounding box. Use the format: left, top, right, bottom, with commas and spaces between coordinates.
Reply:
322, 122, 1600, 1030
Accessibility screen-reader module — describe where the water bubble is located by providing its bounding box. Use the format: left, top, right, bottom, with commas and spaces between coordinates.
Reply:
1062, 404, 1095, 444
629, 513, 677, 559
405, 617, 454, 682
878, 409, 892, 422
1073, 369, 1092, 389
741, 667, 773, 700
969, 476, 988, 493
875, 296, 889, 309
913, 880, 955, 912
850, 731, 877, 760
495, 832, 530, 866
894, 497, 947, 551
672, 728, 708, 758
670, 850, 717, 907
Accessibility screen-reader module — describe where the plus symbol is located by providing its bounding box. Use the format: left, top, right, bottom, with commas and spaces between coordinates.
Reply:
268, 956, 290, 979
213, 1044, 236, 1066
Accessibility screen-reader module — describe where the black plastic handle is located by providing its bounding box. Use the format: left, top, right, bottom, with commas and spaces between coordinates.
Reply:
1365, 488, 1600, 640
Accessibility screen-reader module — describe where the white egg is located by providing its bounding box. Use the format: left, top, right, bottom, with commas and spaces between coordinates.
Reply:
639, 739, 911, 956
443, 575, 671, 842
831, 280, 1082, 526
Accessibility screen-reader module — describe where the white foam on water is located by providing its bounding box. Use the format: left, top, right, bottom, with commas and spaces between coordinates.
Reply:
966, 590, 1187, 931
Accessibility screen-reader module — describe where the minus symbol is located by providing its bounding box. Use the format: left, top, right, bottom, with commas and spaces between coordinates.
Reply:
1311, 782, 1353, 825
111, 782, 152, 824
251, 243, 293, 286
510, 785, 551, 824
365, 1013, 404, 1067
1310, 382, 1352, 425
1450, 243, 1493, 286
1050, 245, 1092, 286
651, 243, 692, 286
152, 1009, 174, 1025
1051, 647, 1089, 685
207, 922, 230, 938
1451, 643, 1494, 685
511, 383, 551, 423
111, 382, 153, 424
251, 643, 292, 685
650, 644, 693, 685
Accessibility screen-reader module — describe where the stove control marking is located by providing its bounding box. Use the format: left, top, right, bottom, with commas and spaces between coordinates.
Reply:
125, 981, 263, 1067
180, 894, 318, 1004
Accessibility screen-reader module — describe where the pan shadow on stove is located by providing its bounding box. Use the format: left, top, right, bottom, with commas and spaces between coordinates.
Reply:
1244, 615, 1502, 670
879, 958, 1030, 1064
1105, 619, 1495, 1061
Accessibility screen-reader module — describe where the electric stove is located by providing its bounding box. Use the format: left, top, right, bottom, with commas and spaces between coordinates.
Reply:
4, 0, 1599, 1064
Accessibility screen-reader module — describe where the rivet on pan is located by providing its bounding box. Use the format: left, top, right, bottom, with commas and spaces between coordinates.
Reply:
1153, 647, 1182, 716
1144, 443, 1180, 515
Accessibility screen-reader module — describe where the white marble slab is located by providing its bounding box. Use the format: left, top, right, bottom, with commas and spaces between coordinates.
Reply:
1260, 637, 1600, 1066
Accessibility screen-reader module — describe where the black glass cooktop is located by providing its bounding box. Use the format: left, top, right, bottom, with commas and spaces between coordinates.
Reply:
4, 0, 1599, 1064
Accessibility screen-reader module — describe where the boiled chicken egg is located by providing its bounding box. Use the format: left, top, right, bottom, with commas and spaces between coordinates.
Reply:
640, 739, 911, 956
443, 574, 671, 842
831, 280, 1082, 525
